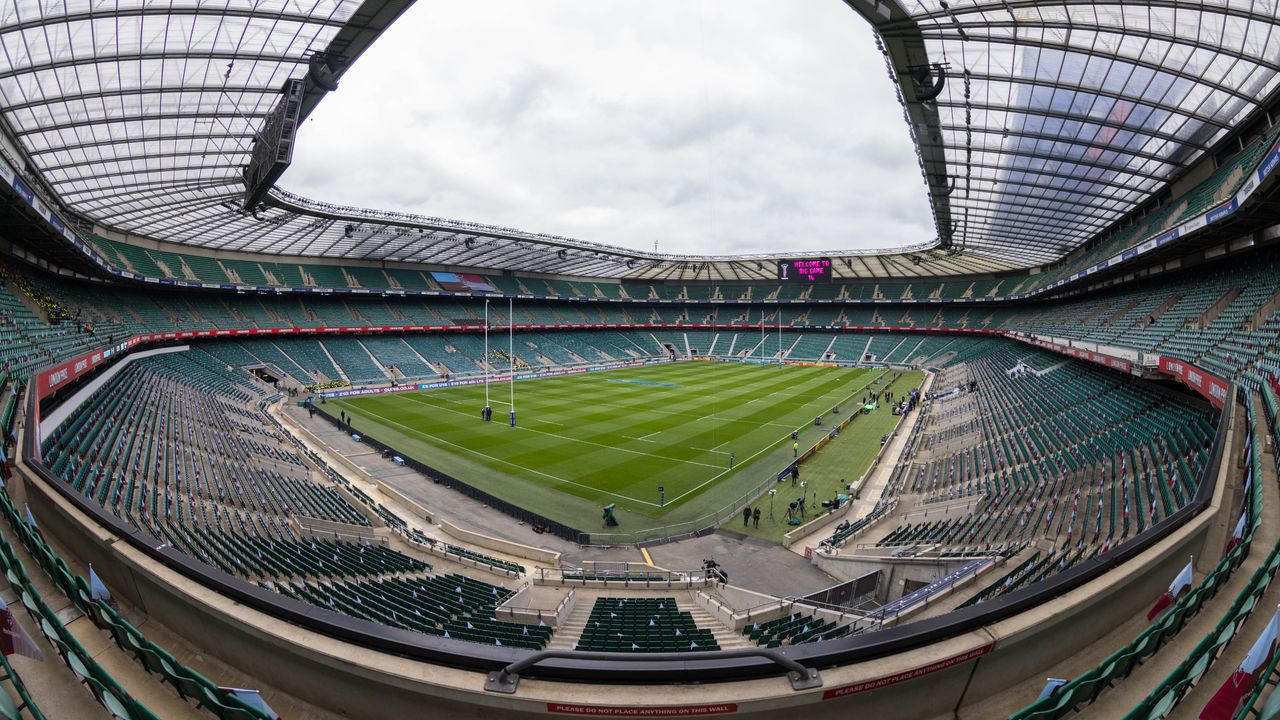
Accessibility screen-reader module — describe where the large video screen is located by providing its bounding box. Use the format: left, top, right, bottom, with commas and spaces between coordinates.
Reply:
430, 272, 500, 293
776, 258, 832, 283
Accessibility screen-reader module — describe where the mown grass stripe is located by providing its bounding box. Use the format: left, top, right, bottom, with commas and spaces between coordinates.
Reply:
334, 362, 920, 535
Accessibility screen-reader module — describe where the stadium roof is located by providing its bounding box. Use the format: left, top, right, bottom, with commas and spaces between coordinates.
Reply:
1, 1, 1278, 279
856, 0, 1280, 265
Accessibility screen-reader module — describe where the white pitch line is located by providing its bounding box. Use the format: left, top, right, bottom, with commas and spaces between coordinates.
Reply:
664, 369, 889, 506
402, 393, 726, 469
639, 430, 661, 440
342, 410, 663, 507
357, 365, 891, 510
430, 366, 852, 429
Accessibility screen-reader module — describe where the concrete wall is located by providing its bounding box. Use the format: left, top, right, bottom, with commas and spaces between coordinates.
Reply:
497, 586, 575, 626
816, 552, 973, 596
439, 518, 560, 566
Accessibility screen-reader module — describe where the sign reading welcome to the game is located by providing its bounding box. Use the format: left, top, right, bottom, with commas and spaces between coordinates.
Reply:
777, 258, 832, 283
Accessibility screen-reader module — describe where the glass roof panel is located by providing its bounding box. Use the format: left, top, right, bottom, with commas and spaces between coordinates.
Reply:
0, 0, 352, 238
0, 0, 1276, 275
886, 0, 1280, 265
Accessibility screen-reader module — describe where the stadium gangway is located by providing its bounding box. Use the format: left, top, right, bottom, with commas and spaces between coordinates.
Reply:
864, 558, 993, 628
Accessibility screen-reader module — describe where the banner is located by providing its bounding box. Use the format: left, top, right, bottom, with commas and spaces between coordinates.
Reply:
1022, 337, 1132, 373
37, 338, 136, 399
1159, 357, 1230, 408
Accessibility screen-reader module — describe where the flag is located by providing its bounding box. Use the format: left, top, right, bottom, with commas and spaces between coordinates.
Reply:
88, 566, 111, 603
1037, 678, 1067, 702
218, 688, 280, 720
1225, 511, 1247, 556
1198, 609, 1280, 719
0, 596, 43, 661
1148, 558, 1194, 621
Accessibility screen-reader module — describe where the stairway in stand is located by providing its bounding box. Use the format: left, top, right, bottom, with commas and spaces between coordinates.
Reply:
684, 601, 752, 650
546, 598, 592, 651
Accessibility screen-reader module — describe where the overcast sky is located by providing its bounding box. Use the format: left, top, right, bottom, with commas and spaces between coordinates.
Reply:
282, 0, 935, 256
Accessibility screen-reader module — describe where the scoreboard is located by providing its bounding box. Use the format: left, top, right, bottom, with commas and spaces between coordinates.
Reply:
777, 258, 832, 283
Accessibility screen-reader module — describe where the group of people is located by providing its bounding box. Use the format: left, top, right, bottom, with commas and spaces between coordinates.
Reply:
741, 505, 761, 528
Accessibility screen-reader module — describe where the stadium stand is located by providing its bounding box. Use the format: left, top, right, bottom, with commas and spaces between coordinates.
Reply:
0, 215, 1266, 717
35, 353, 558, 651
4, 4, 1280, 716
275, 574, 551, 649
743, 611, 858, 647
1008, 393, 1269, 719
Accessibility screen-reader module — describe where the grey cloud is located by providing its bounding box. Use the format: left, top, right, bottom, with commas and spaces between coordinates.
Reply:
281, 0, 936, 256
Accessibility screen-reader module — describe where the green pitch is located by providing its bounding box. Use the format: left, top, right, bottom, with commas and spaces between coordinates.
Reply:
333, 361, 918, 539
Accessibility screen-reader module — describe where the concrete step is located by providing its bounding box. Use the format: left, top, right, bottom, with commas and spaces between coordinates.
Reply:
546, 600, 595, 650
684, 602, 751, 650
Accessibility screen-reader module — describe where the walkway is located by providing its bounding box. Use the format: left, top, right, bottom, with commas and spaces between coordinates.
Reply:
786, 370, 937, 553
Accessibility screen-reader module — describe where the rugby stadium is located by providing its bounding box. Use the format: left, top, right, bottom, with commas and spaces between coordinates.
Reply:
0, 1, 1278, 719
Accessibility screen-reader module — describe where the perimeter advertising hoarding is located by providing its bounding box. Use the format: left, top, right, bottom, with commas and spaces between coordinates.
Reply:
38, 339, 137, 399
1159, 357, 1230, 408
30, 321, 1212, 409
1024, 337, 1132, 373
319, 358, 664, 398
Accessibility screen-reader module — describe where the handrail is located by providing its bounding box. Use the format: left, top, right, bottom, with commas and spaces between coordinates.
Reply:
484, 648, 822, 694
